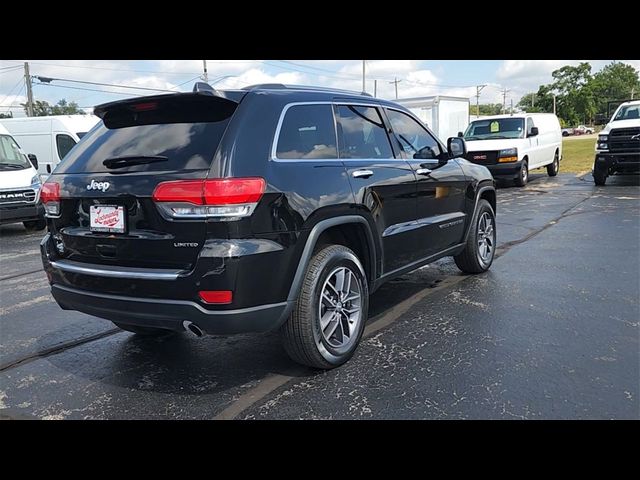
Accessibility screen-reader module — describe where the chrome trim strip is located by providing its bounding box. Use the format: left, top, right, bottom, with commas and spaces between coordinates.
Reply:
52, 283, 288, 316
382, 212, 467, 237
270, 100, 401, 163
50, 259, 183, 280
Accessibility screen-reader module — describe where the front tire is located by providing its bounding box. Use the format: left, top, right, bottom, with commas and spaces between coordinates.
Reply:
515, 159, 528, 187
593, 170, 607, 186
281, 244, 369, 369
112, 322, 174, 336
547, 151, 559, 177
454, 199, 496, 274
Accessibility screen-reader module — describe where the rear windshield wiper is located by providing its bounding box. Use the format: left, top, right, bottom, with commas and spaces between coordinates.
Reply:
103, 155, 168, 169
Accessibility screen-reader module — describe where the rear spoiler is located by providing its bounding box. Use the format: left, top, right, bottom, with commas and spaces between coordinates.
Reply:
94, 89, 243, 129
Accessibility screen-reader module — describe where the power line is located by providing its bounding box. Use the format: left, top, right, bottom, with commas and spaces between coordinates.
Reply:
3, 82, 26, 114
34, 82, 136, 97
32, 76, 176, 93
29, 61, 203, 76
0, 77, 24, 108
0, 64, 23, 71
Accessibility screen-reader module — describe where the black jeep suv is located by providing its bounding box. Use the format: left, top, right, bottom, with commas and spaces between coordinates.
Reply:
40, 83, 496, 369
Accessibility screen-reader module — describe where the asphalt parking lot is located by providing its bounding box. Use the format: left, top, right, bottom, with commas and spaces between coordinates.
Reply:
0, 171, 638, 420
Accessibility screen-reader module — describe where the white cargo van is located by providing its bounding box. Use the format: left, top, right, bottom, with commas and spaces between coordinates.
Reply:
460, 113, 562, 186
0, 115, 100, 175
0, 124, 46, 230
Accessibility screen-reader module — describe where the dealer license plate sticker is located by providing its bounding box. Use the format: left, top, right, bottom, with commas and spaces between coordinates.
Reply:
90, 205, 125, 233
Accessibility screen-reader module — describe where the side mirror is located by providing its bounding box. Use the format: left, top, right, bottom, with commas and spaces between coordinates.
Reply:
28, 153, 38, 170
414, 146, 438, 160
457, 131, 464, 138
528, 127, 539, 137
447, 137, 466, 158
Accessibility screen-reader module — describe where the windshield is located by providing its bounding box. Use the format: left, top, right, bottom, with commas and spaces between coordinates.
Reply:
613, 104, 640, 121
0, 134, 30, 170
464, 118, 525, 140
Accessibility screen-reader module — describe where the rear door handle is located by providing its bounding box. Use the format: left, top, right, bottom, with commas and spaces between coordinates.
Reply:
416, 168, 432, 176
352, 169, 374, 179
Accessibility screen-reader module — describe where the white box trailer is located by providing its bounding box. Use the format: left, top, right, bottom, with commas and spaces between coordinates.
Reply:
395, 95, 469, 142
0, 115, 100, 175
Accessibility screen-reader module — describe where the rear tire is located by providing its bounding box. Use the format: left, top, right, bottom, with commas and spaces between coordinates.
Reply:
593, 170, 607, 186
515, 159, 528, 187
112, 322, 174, 336
23, 218, 46, 231
281, 244, 368, 369
547, 151, 559, 177
454, 199, 496, 274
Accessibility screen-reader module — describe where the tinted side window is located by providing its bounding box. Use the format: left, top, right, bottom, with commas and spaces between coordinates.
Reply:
336, 105, 393, 159
56, 134, 77, 160
386, 109, 442, 159
276, 104, 338, 159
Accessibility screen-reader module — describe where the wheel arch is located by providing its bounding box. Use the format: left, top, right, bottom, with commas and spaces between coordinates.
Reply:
286, 216, 379, 306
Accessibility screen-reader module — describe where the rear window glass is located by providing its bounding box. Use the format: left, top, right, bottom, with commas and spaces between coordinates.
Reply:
54, 120, 231, 174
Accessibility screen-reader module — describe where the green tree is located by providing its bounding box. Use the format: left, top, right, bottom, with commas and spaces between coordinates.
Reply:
0, 112, 13, 119
21, 98, 86, 116
517, 93, 544, 112
589, 61, 640, 118
469, 103, 503, 116
50, 99, 85, 115
549, 62, 594, 125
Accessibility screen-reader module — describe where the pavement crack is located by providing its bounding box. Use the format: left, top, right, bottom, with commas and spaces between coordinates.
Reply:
0, 328, 122, 373
496, 193, 593, 258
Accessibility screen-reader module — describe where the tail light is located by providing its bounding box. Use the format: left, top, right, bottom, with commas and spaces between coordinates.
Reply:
152, 178, 266, 219
40, 182, 60, 216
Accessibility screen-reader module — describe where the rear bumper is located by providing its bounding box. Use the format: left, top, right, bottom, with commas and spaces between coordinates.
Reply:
485, 161, 523, 179
51, 283, 292, 335
0, 203, 43, 225
594, 152, 640, 175
41, 232, 297, 334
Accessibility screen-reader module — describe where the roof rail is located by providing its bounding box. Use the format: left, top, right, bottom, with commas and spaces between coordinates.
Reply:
242, 84, 373, 97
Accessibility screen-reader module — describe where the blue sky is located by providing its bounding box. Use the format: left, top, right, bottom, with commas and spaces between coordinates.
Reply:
1, 60, 638, 117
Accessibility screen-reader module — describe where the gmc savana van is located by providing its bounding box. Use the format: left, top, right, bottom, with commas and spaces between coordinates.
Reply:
461, 113, 562, 186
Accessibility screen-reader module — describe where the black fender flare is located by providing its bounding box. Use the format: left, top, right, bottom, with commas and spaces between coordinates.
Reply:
462, 184, 496, 243
283, 215, 377, 308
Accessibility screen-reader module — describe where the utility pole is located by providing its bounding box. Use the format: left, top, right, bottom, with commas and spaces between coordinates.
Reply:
532, 93, 535, 108
553, 94, 557, 115
389, 77, 402, 99
362, 60, 366, 93
475, 84, 486, 116
374, 79, 377, 97
632, 87, 635, 100
24, 62, 34, 117
202, 60, 208, 83
502, 87, 509, 114
510, 99, 513, 115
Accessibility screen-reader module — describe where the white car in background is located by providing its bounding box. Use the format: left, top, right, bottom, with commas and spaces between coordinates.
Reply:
460, 113, 563, 186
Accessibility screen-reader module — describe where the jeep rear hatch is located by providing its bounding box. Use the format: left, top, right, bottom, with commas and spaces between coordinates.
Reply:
45, 91, 244, 271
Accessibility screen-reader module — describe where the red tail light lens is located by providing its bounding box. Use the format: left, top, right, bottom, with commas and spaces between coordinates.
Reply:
199, 290, 233, 304
40, 182, 60, 203
152, 178, 266, 219
41, 182, 60, 216
152, 180, 205, 205
203, 178, 266, 205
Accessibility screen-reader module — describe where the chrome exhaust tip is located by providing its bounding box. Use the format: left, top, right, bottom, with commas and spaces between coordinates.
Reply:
182, 321, 204, 338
